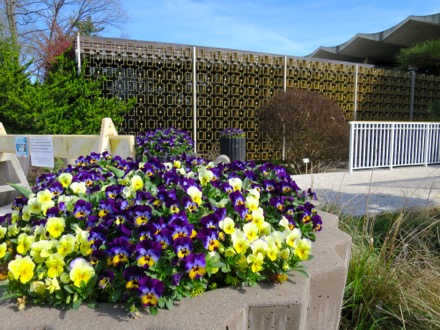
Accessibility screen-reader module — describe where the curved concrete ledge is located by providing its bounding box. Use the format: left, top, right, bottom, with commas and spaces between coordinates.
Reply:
0, 211, 351, 330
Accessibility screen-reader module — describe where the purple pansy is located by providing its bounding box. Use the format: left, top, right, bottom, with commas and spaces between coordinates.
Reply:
184, 253, 206, 280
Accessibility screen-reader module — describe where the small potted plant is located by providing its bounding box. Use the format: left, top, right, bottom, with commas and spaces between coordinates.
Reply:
219, 128, 246, 162
135, 127, 195, 162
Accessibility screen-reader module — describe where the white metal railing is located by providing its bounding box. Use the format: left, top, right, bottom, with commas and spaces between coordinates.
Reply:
349, 121, 440, 172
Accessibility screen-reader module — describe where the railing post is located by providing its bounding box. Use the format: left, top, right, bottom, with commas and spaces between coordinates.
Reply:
389, 123, 395, 170
424, 123, 431, 166
193, 46, 197, 154
349, 121, 355, 172
353, 64, 359, 121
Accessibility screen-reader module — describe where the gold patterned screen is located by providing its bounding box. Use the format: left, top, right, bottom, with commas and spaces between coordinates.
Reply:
79, 36, 440, 160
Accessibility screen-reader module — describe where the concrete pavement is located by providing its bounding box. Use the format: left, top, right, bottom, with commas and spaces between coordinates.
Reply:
292, 164, 440, 216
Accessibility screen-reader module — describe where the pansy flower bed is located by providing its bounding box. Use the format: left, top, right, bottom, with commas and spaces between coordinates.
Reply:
135, 127, 194, 159
0, 152, 322, 316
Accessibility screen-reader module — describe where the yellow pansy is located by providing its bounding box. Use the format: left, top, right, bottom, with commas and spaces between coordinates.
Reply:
293, 238, 312, 261
69, 258, 95, 287
130, 175, 144, 191
0, 226, 7, 239
286, 228, 302, 248
247, 252, 264, 273
228, 177, 242, 191
11, 210, 20, 223
259, 222, 272, 236
7, 223, 20, 237
28, 198, 41, 214
58, 173, 73, 188
251, 208, 265, 229
199, 167, 214, 186
70, 181, 87, 194
30, 240, 56, 263
21, 205, 31, 221
0, 242, 7, 259
16, 233, 35, 255
243, 222, 259, 243
269, 230, 287, 249
57, 234, 77, 257
36, 189, 53, 204
8, 256, 35, 284
266, 242, 279, 261
231, 230, 250, 254
45, 254, 65, 278
45, 276, 61, 293
247, 188, 260, 200
173, 160, 181, 169
46, 217, 65, 238
219, 217, 235, 235
251, 239, 268, 257
187, 186, 202, 205
245, 196, 259, 211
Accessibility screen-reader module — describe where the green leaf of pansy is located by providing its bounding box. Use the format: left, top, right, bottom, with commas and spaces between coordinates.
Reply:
0, 292, 21, 301
106, 165, 125, 178
87, 302, 97, 309
221, 264, 231, 272
111, 289, 123, 302
296, 269, 309, 278
165, 298, 174, 310
72, 297, 82, 310
211, 261, 226, 268
7, 183, 32, 198
150, 306, 158, 315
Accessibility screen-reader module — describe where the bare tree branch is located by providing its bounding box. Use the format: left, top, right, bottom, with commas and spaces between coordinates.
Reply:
1, 0, 128, 77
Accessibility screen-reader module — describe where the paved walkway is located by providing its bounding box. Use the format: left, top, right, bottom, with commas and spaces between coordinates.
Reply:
292, 164, 440, 216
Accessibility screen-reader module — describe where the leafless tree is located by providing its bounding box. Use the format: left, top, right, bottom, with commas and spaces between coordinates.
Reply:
258, 88, 350, 172
1, 0, 128, 75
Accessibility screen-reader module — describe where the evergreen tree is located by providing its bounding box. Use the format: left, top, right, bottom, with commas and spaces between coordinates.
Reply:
0, 39, 38, 133
0, 40, 134, 135
34, 53, 134, 135
396, 39, 440, 75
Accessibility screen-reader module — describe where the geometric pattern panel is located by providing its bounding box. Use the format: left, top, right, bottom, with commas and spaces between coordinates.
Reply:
78, 36, 440, 160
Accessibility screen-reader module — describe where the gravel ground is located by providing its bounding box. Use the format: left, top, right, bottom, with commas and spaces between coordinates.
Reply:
292, 164, 440, 216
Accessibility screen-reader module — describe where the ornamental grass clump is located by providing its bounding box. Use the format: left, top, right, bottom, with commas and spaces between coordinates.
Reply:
135, 127, 194, 159
0, 152, 322, 316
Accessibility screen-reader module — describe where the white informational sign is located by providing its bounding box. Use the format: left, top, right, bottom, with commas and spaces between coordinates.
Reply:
15, 136, 29, 157
30, 136, 54, 168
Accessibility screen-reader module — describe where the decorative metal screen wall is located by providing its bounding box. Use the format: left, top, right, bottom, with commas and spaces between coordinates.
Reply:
77, 36, 440, 160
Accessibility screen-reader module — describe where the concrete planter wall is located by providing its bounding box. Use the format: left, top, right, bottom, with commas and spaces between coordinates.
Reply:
220, 137, 246, 162
0, 210, 351, 330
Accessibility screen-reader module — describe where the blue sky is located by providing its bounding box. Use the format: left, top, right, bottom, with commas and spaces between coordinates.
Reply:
102, 0, 440, 56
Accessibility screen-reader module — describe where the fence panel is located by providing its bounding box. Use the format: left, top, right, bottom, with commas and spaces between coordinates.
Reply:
349, 121, 440, 171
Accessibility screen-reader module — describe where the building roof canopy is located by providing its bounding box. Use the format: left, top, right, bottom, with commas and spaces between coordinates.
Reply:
308, 13, 440, 66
